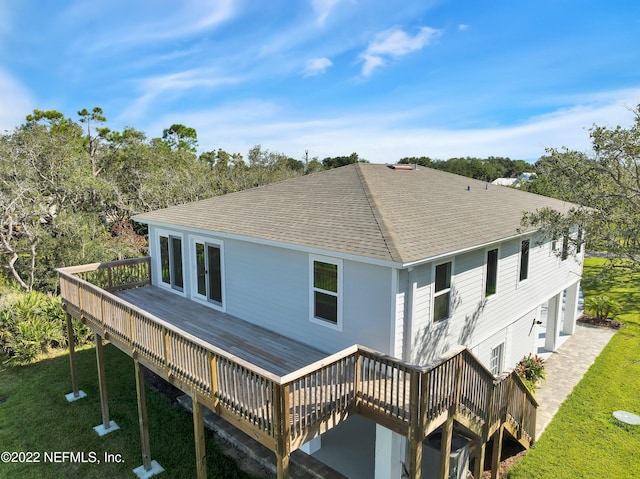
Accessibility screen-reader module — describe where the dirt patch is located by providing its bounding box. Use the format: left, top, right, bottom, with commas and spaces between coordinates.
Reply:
480, 438, 527, 479
143, 368, 183, 402
577, 313, 624, 330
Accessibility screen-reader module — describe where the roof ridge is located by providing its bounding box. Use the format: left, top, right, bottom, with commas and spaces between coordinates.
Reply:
354, 164, 403, 262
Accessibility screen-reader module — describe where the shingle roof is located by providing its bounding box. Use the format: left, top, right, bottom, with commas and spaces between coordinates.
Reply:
133, 163, 578, 264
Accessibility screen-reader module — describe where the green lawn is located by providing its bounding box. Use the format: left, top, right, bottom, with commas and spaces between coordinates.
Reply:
0, 344, 262, 479
507, 258, 640, 478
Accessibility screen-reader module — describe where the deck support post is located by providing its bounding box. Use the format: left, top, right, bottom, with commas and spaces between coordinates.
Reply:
407, 369, 423, 479
273, 384, 290, 479
473, 440, 486, 479
437, 415, 454, 479
64, 312, 86, 402
132, 360, 164, 478
544, 292, 563, 352
562, 281, 580, 335
491, 425, 504, 479
93, 334, 119, 435
192, 392, 207, 479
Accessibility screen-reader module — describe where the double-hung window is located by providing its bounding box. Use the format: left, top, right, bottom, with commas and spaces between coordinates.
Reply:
433, 261, 452, 322
485, 248, 498, 297
490, 343, 504, 375
519, 239, 530, 282
310, 256, 342, 329
159, 234, 184, 291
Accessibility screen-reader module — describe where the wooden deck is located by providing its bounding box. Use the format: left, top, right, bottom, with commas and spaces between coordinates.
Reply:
58, 257, 537, 479
116, 286, 327, 376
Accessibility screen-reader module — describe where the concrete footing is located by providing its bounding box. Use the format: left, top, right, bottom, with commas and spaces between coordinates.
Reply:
65, 390, 87, 402
93, 421, 120, 436
133, 460, 165, 479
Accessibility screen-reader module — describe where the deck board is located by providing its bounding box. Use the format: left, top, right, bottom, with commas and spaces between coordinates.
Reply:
116, 286, 327, 376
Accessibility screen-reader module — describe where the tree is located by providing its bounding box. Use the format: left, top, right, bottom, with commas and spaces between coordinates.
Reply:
522, 105, 640, 269
322, 152, 367, 169
78, 107, 107, 176
0, 113, 119, 290
162, 124, 198, 153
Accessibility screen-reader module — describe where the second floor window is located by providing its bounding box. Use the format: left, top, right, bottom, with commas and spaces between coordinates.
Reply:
433, 261, 452, 322
485, 248, 498, 297
312, 259, 340, 325
519, 239, 530, 282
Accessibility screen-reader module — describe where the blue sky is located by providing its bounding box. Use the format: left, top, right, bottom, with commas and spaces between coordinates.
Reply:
1, 0, 639, 163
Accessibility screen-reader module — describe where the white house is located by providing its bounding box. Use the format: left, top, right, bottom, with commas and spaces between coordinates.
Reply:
127, 163, 583, 478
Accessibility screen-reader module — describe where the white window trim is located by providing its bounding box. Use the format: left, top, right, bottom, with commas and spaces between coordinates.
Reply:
156, 229, 186, 297
484, 246, 500, 300
309, 255, 343, 332
490, 342, 505, 376
189, 235, 226, 312
432, 258, 454, 322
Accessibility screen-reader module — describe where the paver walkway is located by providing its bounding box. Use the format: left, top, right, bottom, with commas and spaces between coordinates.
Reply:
534, 322, 616, 439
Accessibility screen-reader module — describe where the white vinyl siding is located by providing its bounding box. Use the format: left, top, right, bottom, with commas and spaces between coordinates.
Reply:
407, 234, 583, 367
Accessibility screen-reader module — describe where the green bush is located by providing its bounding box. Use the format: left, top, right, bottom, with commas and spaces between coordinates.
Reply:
584, 294, 621, 320
0, 289, 93, 365
516, 354, 546, 392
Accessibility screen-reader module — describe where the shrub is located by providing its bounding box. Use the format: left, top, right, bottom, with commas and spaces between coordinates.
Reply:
584, 295, 621, 320
0, 289, 92, 365
516, 354, 546, 392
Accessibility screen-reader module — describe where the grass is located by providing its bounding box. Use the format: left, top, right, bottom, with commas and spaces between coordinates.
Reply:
0, 344, 263, 479
507, 257, 640, 478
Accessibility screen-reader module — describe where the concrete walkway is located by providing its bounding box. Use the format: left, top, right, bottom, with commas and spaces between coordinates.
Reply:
534, 322, 616, 440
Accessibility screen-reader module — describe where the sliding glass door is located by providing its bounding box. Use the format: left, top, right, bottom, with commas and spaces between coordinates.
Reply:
195, 241, 223, 306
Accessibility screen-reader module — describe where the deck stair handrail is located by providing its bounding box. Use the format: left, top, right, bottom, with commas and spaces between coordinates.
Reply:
58, 257, 537, 465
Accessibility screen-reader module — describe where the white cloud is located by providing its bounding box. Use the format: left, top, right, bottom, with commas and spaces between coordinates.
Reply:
119, 68, 243, 121
360, 27, 441, 76
458, 24, 469, 31
63, 0, 236, 51
0, 70, 33, 132
304, 57, 333, 77
154, 88, 640, 163
312, 0, 343, 26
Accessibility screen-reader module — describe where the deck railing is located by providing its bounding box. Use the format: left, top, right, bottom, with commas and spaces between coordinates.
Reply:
58, 257, 537, 463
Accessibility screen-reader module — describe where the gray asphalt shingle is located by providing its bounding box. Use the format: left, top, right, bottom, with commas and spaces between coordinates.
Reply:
133, 164, 577, 264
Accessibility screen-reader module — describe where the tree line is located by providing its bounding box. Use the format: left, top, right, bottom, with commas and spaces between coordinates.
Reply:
3, 104, 639, 294
0, 108, 317, 292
